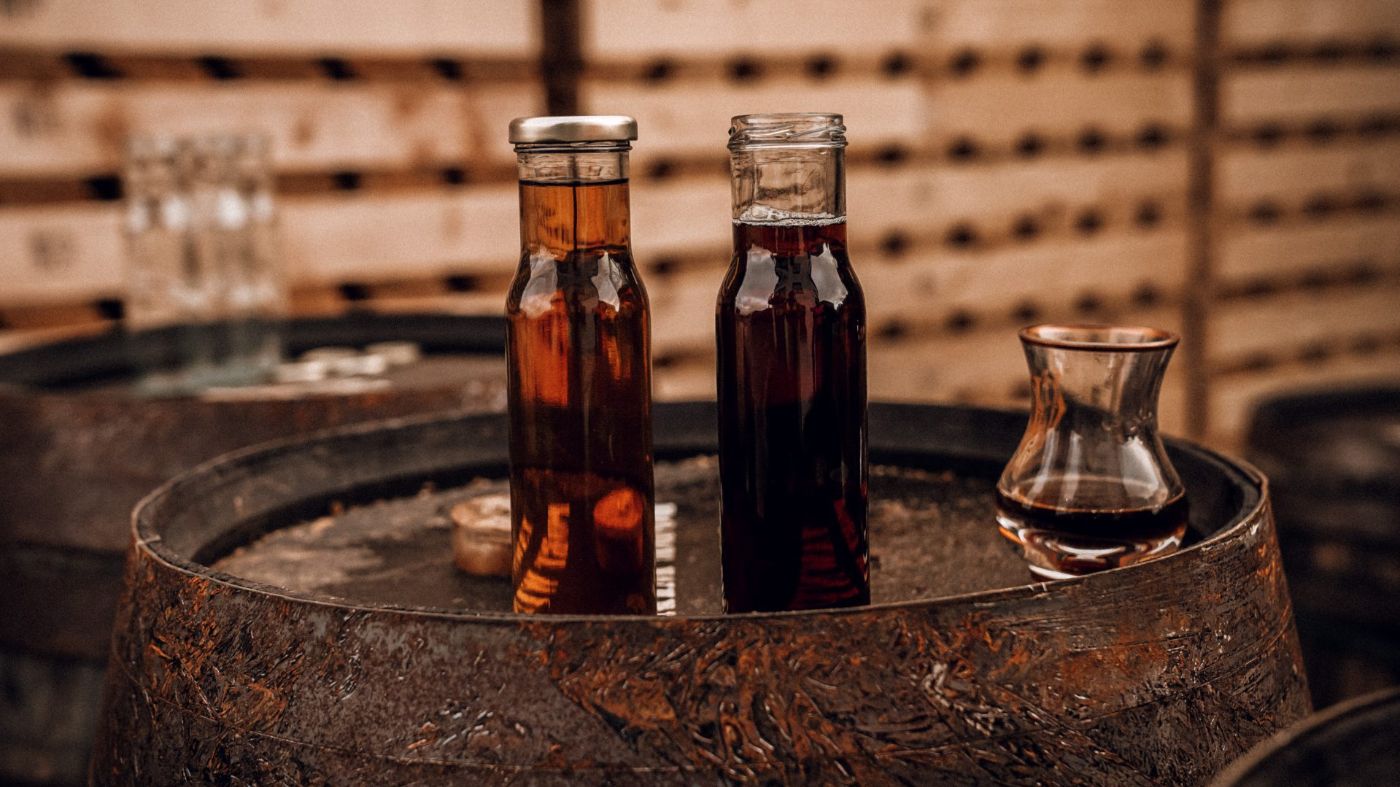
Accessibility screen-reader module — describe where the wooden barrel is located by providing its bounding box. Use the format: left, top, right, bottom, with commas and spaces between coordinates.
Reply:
92, 402, 1310, 785
1246, 386, 1400, 707
0, 313, 505, 787
1211, 687, 1400, 787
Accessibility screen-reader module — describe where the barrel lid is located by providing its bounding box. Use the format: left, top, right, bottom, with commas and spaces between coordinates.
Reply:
509, 115, 637, 144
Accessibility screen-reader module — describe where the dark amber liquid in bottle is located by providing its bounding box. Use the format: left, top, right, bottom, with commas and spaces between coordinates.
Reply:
716, 220, 869, 612
994, 480, 1188, 579
507, 179, 656, 614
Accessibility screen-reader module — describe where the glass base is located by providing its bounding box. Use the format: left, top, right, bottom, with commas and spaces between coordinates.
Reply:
996, 516, 1185, 579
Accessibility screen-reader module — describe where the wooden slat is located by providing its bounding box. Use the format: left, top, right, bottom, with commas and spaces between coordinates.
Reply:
1208, 283, 1400, 366
282, 187, 518, 283
589, 70, 1191, 163
630, 177, 732, 259
926, 71, 1192, 148
581, 0, 935, 60
1221, 66, 1400, 128
649, 264, 724, 353
859, 230, 1190, 330
0, 80, 539, 178
581, 76, 927, 162
1216, 214, 1400, 285
1216, 139, 1400, 207
848, 151, 1189, 240
924, 0, 1195, 52
0, 0, 537, 58
0, 186, 522, 306
867, 308, 1190, 432
1223, 0, 1400, 50
629, 153, 1188, 262
1209, 350, 1400, 443
0, 202, 124, 303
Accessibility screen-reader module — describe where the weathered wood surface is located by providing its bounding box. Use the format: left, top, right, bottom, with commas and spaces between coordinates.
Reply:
94, 403, 1309, 785
0, 314, 505, 787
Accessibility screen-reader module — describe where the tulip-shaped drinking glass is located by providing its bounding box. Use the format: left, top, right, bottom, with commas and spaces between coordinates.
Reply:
996, 324, 1188, 579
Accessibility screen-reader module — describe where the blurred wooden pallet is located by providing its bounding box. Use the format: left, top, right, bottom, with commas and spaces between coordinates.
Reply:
579, 0, 1204, 433
1, 0, 1397, 451
1206, 0, 1400, 444
0, 0, 542, 326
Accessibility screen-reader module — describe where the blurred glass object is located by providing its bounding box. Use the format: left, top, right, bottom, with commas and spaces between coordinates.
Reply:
995, 324, 1188, 579
123, 132, 285, 394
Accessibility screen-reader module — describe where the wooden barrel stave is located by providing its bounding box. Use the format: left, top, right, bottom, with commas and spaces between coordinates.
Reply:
92, 404, 1309, 785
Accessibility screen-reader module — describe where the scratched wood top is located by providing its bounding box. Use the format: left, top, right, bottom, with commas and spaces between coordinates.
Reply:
214, 456, 1038, 614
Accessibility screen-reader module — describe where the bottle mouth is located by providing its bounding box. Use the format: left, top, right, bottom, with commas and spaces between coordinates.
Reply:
1020, 323, 1180, 352
729, 113, 847, 150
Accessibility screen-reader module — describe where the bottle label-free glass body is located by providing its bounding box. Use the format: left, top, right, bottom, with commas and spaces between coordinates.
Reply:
507, 178, 656, 614
717, 218, 869, 612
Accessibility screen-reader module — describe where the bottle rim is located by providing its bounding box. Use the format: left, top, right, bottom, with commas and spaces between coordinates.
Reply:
728, 112, 847, 150
509, 115, 638, 145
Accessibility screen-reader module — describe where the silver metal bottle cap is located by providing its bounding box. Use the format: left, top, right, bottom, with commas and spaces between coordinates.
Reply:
509, 115, 638, 144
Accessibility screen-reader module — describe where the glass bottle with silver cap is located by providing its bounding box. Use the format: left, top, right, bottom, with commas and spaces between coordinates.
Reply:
505, 115, 656, 615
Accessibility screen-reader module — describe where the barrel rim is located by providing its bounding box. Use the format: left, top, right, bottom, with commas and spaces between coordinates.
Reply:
1207, 685, 1400, 787
0, 313, 506, 396
128, 401, 1270, 625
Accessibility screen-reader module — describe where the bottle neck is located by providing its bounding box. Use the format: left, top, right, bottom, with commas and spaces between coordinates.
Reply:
729, 145, 845, 224
517, 145, 630, 254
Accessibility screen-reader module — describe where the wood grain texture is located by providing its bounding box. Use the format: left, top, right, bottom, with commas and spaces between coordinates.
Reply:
1222, 0, 1400, 49
1208, 282, 1400, 367
0, 0, 537, 57
0, 80, 541, 177
1216, 139, 1400, 207
1221, 67, 1400, 128
858, 232, 1189, 330
920, 0, 1194, 52
0, 186, 521, 305
1215, 214, 1400, 285
581, 0, 937, 59
90, 404, 1308, 784
925, 71, 1193, 147
581, 76, 927, 161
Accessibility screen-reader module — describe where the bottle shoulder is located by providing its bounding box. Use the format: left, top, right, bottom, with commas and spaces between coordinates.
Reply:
508, 247, 647, 318
718, 246, 863, 315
